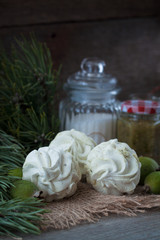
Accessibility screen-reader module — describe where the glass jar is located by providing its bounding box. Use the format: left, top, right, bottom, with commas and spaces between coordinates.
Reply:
59, 58, 120, 144
117, 100, 160, 164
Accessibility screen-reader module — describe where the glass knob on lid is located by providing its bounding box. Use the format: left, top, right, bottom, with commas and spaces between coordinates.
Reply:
65, 57, 119, 92
80, 58, 106, 75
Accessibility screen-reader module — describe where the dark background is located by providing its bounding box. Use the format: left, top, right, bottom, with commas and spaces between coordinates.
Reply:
0, 0, 160, 100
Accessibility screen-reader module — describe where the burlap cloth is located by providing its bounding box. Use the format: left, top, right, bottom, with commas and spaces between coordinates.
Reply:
41, 182, 160, 231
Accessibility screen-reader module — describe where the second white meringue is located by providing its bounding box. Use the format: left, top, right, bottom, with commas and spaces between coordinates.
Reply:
86, 139, 141, 195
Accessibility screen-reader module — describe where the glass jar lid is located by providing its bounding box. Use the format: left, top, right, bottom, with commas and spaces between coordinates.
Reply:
64, 58, 120, 94
121, 100, 160, 114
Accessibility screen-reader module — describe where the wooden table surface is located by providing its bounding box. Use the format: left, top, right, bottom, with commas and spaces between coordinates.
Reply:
1, 211, 160, 240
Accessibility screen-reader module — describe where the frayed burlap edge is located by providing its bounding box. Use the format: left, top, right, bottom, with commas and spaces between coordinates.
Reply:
40, 182, 160, 231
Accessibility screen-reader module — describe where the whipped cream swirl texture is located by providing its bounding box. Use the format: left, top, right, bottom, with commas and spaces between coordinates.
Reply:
87, 139, 141, 195
22, 146, 81, 202
49, 129, 96, 174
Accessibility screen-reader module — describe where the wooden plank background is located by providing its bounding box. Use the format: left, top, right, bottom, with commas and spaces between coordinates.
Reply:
0, 0, 159, 27
0, 1, 160, 100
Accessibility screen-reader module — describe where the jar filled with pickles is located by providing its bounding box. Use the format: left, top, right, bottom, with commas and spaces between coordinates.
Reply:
117, 99, 160, 164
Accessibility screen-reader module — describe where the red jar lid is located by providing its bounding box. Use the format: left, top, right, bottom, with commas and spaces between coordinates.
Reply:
121, 100, 160, 114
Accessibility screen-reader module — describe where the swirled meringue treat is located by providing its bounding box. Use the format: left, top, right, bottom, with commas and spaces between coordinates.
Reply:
49, 129, 96, 174
87, 139, 141, 195
22, 146, 81, 202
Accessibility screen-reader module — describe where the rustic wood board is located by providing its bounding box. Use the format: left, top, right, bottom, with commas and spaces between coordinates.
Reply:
1, 17, 160, 100
0, 0, 159, 27
1, 211, 160, 240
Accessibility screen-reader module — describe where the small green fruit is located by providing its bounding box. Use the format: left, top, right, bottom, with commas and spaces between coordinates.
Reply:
8, 168, 22, 178
139, 156, 159, 185
144, 171, 160, 194
10, 180, 38, 200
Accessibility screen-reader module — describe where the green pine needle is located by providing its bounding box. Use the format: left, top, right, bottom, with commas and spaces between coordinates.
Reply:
0, 130, 25, 168
0, 131, 47, 237
0, 34, 59, 237
0, 130, 25, 201
0, 34, 60, 151
0, 198, 46, 237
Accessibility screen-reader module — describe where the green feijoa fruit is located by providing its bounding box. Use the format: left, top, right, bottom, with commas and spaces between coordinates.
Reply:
139, 156, 159, 185
144, 171, 160, 194
8, 167, 22, 178
10, 179, 38, 200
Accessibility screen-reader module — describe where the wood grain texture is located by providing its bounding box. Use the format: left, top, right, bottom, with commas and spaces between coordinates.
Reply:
1, 17, 160, 100
0, 0, 159, 27
1, 211, 160, 240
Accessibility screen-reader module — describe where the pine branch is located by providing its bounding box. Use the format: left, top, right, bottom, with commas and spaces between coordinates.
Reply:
0, 130, 25, 168
0, 168, 14, 201
0, 34, 60, 151
0, 198, 46, 237
0, 130, 25, 201
0, 35, 58, 237
0, 131, 46, 237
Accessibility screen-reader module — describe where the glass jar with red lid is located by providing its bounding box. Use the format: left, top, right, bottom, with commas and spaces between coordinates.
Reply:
117, 99, 160, 164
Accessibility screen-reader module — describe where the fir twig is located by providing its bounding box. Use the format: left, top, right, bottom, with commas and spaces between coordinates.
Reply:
0, 35, 58, 237
0, 130, 25, 201
0, 34, 60, 152
0, 131, 46, 237
0, 130, 25, 168
0, 198, 46, 237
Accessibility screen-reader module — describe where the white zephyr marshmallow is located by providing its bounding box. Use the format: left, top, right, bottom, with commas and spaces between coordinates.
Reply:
86, 139, 141, 195
22, 146, 81, 202
49, 129, 96, 174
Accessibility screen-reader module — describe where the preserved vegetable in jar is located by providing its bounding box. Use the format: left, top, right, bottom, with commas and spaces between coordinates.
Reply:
117, 100, 160, 164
